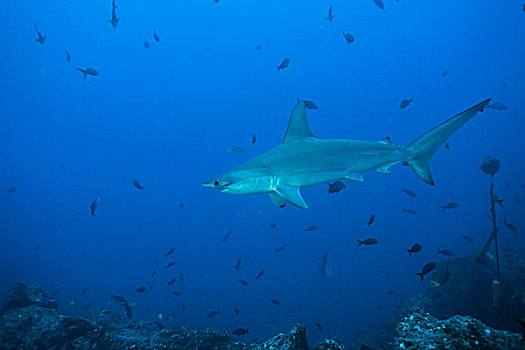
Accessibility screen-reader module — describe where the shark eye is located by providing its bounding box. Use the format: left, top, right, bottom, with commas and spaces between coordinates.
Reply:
214, 180, 219, 187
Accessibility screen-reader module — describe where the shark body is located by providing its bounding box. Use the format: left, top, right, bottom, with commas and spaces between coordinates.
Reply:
203, 99, 490, 209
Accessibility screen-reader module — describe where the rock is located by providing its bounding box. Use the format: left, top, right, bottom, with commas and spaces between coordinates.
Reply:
401, 248, 525, 334
313, 338, 345, 350
395, 308, 523, 350
254, 324, 308, 350
1, 282, 58, 313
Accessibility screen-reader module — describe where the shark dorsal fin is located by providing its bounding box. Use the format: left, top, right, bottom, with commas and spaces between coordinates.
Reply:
282, 101, 315, 143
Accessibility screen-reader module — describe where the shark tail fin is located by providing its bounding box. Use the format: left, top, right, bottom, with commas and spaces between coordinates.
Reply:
406, 99, 491, 185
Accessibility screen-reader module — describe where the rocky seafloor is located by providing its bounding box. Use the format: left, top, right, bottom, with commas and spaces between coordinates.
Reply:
0, 282, 523, 350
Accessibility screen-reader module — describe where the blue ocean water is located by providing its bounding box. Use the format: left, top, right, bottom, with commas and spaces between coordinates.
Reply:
1, 0, 524, 345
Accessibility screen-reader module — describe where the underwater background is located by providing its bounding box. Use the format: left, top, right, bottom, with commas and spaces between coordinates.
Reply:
1, 0, 524, 346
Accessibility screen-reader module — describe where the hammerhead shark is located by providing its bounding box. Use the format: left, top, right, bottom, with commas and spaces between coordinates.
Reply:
203, 98, 491, 209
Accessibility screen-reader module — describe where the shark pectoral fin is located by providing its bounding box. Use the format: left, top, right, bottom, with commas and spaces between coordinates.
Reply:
269, 192, 287, 208
345, 173, 363, 182
275, 185, 308, 209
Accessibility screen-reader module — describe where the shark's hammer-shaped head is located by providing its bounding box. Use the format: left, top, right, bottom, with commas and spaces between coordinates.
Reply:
202, 168, 272, 195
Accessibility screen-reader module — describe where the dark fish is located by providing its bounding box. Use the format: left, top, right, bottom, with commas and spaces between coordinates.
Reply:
232, 327, 249, 336
416, 262, 436, 281
368, 214, 376, 226
124, 303, 132, 318
444, 143, 450, 150
274, 246, 286, 253
165, 247, 176, 258
319, 252, 331, 279
207, 309, 220, 318
179, 273, 185, 283
441, 202, 459, 212
179, 202, 185, 208
171, 291, 181, 296
269, 316, 277, 325
152, 270, 156, 279
343, 31, 355, 44
441, 267, 451, 285
167, 277, 176, 287
270, 223, 279, 230
76, 68, 99, 79
222, 230, 233, 242
441, 70, 450, 78
406, 243, 422, 255
154, 321, 165, 330
502, 218, 517, 232
132, 179, 144, 190
90, 198, 100, 218
402, 208, 418, 215
81, 286, 91, 295
357, 238, 378, 247
328, 181, 346, 194
136, 286, 146, 293
437, 249, 454, 256
234, 307, 240, 315
7, 187, 16, 194
316, 323, 323, 331
233, 258, 242, 270
84, 303, 91, 310
65, 50, 71, 62
493, 194, 504, 208
251, 134, 257, 144
303, 100, 318, 109
144, 40, 150, 49
461, 234, 474, 243
400, 98, 414, 109
254, 269, 264, 279
486, 102, 508, 111
153, 29, 160, 42
256, 45, 261, 50
385, 289, 395, 295
402, 187, 417, 198
372, 0, 385, 9
237, 278, 248, 286
165, 262, 175, 270
108, 0, 119, 29
228, 146, 246, 153
34, 25, 46, 45
270, 299, 280, 305
111, 294, 127, 304
304, 225, 319, 231
277, 58, 290, 71
326, 5, 335, 21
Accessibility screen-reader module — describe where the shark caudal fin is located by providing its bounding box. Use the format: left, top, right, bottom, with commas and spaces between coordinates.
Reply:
406, 99, 491, 185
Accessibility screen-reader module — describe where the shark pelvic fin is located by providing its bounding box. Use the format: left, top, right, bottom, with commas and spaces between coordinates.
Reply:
282, 101, 315, 143
345, 173, 363, 182
275, 185, 308, 209
269, 192, 287, 208
406, 99, 490, 185
376, 161, 398, 174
